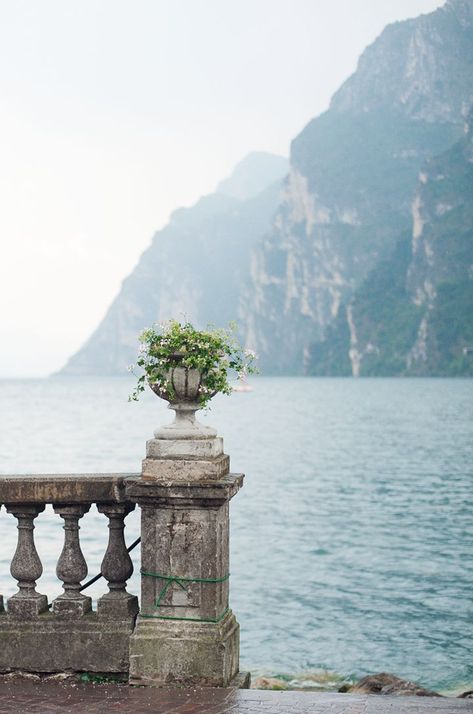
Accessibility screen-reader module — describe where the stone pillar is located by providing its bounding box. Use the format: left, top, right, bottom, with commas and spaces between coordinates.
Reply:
127, 407, 246, 687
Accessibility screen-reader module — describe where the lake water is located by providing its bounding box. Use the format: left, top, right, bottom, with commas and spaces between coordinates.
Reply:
0, 377, 472, 693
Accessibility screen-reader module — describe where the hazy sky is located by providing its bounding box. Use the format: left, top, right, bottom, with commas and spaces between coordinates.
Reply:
0, 0, 444, 377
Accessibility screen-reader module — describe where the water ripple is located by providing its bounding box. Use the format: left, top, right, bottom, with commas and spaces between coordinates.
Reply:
0, 376, 472, 691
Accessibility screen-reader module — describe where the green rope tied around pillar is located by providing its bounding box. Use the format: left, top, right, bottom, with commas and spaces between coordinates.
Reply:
140, 569, 230, 623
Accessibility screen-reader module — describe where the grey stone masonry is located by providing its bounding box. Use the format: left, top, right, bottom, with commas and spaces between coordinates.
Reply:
0, 404, 246, 688
97, 503, 139, 620
127, 475, 244, 687
0, 474, 139, 675
53, 504, 93, 617
127, 399, 246, 687
6, 504, 48, 618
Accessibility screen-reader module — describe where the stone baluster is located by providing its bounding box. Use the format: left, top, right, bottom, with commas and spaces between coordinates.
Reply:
97, 503, 139, 619
6, 504, 48, 617
53, 504, 92, 616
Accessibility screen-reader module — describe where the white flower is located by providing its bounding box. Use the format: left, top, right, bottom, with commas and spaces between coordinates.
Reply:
127, 364, 135, 373
244, 348, 257, 359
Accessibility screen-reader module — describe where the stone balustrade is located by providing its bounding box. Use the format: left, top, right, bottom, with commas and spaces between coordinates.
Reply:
0, 473, 139, 676
0, 411, 247, 687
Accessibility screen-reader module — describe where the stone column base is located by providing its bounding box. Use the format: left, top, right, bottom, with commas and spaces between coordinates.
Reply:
129, 609, 239, 687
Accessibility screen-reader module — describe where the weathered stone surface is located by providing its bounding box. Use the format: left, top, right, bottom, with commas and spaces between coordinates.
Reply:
0, 434, 243, 686
0, 474, 139, 676
0, 614, 135, 674
146, 436, 224, 459
129, 468, 243, 686
138, 503, 230, 622
136, 374, 240, 688
126, 474, 244, 508
142, 454, 230, 481
0, 681, 471, 714
6, 505, 49, 618
97, 503, 139, 620
0, 474, 137, 505
7, 594, 49, 619
0, 681, 470, 714
143, 398, 229, 481
151, 389, 219, 441
53, 505, 92, 617
98, 593, 139, 620
350, 673, 441, 697
129, 610, 240, 687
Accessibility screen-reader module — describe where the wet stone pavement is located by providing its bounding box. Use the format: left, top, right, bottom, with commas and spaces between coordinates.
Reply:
0, 680, 472, 714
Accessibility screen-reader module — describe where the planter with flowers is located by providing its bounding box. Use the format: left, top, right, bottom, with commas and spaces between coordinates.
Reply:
129, 320, 257, 441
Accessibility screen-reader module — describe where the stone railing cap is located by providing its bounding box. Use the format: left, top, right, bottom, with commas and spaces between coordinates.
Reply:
126, 473, 244, 505
0, 473, 139, 505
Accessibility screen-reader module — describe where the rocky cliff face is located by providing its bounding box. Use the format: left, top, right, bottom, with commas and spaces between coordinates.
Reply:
406, 106, 473, 375
308, 107, 473, 376
240, 0, 473, 373
59, 152, 287, 375
61, 1, 473, 378
330, 0, 473, 122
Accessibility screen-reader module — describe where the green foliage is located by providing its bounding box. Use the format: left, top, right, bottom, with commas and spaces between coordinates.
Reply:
307, 237, 425, 376
307, 312, 352, 376
353, 237, 425, 376
292, 110, 460, 212
129, 320, 258, 406
428, 280, 473, 376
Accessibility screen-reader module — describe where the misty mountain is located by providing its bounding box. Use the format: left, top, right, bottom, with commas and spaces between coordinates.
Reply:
309, 106, 473, 376
59, 152, 288, 375
60, 0, 473, 378
240, 0, 473, 374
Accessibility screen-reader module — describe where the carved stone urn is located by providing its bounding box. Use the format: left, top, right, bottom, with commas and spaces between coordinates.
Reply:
149, 363, 217, 440
143, 360, 229, 480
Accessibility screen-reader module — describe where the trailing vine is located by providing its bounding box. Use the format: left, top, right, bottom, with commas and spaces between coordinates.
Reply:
129, 320, 258, 407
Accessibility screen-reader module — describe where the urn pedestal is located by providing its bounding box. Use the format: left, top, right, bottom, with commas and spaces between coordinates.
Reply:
127, 366, 247, 687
